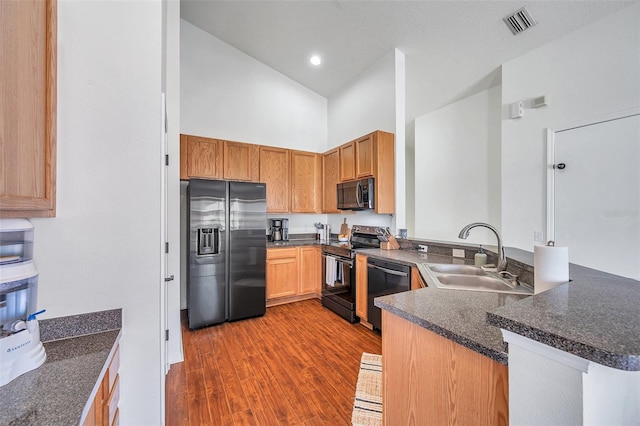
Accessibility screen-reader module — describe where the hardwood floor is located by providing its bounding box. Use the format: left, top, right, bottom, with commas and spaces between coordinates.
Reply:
166, 298, 382, 425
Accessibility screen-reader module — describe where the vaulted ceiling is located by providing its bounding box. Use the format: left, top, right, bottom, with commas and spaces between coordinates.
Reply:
181, 1, 636, 121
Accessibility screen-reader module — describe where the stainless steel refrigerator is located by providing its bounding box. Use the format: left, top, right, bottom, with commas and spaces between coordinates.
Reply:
187, 179, 267, 329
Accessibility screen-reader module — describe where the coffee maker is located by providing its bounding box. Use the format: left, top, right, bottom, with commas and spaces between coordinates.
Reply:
268, 218, 289, 242
0, 219, 46, 387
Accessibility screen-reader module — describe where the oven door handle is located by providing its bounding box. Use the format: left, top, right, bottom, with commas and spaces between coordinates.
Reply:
367, 263, 408, 277
323, 254, 353, 267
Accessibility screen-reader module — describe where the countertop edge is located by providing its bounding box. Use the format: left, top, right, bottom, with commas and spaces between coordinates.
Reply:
376, 299, 508, 365
486, 310, 640, 371
78, 329, 122, 425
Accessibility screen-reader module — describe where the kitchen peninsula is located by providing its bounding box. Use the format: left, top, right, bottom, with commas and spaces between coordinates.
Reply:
366, 244, 640, 425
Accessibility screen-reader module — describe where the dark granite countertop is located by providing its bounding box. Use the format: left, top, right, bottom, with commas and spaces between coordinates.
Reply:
0, 310, 122, 425
267, 238, 322, 248
487, 261, 640, 371
361, 248, 527, 364
362, 246, 640, 371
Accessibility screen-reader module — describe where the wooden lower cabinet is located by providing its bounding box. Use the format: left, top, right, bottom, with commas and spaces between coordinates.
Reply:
298, 246, 321, 295
266, 246, 321, 303
411, 267, 427, 289
382, 311, 508, 425
266, 248, 299, 299
83, 344, 120, 426
355, 254, 368, 322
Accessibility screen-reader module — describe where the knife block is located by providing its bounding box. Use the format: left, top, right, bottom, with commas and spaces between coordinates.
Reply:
381, 235, 400, 250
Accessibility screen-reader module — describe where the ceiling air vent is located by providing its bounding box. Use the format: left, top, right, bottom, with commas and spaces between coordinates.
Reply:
504, 7, 537, 35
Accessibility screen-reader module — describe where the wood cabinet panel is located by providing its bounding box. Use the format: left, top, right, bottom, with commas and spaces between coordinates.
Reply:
299, 246, 321, 295
383, 311, 509, 425
322, 148, 341, 213
266, 248, 298, 299
339, 142, 355, 181
290, 150, 321, 213
223, 141, 259, 182
183, 135, 224, 180
0, 0, 57, 217
355, 254, 368, 321
355, 135, 374, 178
260, 146, 289, 213
411, 267, 427, 290
373, 131, 395, 214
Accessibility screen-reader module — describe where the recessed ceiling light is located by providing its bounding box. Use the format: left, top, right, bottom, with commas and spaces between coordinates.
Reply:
310, 55, 321, 66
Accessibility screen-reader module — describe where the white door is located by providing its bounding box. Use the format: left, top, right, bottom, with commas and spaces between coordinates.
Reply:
551, 112, 640, 280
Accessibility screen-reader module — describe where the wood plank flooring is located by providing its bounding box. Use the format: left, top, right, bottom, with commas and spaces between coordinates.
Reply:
166, 298, 382, 425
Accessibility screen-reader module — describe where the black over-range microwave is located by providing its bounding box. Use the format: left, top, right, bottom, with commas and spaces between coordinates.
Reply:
337, 178, 374, 210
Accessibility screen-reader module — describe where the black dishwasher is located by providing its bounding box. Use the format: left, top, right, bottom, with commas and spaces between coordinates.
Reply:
367, 257, 411, 332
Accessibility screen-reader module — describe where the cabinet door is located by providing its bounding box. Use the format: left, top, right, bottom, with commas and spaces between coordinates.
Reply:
355, 134, 374, 178
184, 135, 224, 179
0, 0, 57, 218
373, 131, 395, 214
298, 246, 321, 295
355, 254, 368, 321
290, 150, 321, 213
322, 148, 341, 213
339, 141, 355, 182
266, 250, 298, 299
223, 140, 259, 182
260, 146, 289, 213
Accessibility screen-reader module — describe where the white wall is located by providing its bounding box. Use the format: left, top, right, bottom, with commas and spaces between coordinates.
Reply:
413, 85, 502, 245
501, 3, 640, 250
180, 20, 327, 152
327, 50, 396, 147
326, 49, 402, 232
165, 0, 183, 366
32, 1, 164, 424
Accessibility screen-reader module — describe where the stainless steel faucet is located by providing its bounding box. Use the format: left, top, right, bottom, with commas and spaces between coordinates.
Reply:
458, 222, 507, 271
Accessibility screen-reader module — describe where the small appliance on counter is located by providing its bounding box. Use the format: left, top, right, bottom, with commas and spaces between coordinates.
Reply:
0, 219, 46, 387
268, 218, 289, 242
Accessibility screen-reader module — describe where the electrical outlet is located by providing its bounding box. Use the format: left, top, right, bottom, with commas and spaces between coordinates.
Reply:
418, 244, 428, 252
534, 231, 545, 242
452, 249, 465, 258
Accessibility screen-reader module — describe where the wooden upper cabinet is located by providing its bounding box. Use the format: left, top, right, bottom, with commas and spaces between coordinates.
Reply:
223, 141, 259, 182
322, 148, 341, 213
1, 0, 57, 218
339, 142, 355, 182
290, 150, 321, 213
180, 135, 223, 180
355, 134, 374, 178
260, 146, 289, 213
373, 130, 395, 214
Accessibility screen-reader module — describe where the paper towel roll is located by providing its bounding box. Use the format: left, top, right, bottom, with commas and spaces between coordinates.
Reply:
534, 244, 569, 294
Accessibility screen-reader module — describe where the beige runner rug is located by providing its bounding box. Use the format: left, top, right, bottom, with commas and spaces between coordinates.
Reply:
352, 352, 382, 426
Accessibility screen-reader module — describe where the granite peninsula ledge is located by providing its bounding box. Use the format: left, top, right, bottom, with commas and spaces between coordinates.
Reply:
362, 244, 640, 371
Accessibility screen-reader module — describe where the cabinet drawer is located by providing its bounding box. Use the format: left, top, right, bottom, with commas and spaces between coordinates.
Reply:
267, 247, 298, 260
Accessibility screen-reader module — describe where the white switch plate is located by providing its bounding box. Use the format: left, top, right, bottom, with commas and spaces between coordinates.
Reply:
533, 231, 544, 242
418, 245, 428, 252
452, 249, 465, 258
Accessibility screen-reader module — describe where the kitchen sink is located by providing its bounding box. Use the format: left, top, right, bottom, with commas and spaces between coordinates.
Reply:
422, 263, 533, 295
426, 263, 487, 276
436, 275, 516, 291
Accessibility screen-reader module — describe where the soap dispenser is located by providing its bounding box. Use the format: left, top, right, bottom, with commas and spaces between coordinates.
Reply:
475, 245, 487, 266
